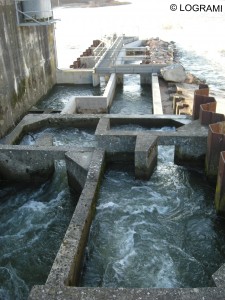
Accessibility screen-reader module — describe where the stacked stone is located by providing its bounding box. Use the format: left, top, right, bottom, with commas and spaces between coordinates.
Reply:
141, 37, 174, 64
70, 40, 101, 69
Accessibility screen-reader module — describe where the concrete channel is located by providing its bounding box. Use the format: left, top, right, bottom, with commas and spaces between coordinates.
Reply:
1, 31, 225, 300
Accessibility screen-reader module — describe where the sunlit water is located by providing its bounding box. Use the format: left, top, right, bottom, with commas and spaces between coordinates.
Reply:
80, 146, 225, 288
111, 125, 176, 131
36, 84, 105, 110
0, 161, 78, 300
20, 127, 97, 147
110, 74, 152, 114
53, 0, 225, 112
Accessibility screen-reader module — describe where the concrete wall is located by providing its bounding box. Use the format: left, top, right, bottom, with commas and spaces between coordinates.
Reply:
56, 69, 93, 84
61, 73, 117, 114
0, 0, 56, 138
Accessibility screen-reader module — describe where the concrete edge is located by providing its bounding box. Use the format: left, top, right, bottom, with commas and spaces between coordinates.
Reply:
45, 149, 105, 287
152, 73, 163, 114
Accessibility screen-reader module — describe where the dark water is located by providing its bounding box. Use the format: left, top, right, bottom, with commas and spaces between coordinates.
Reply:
110, 74, 153, 114
36, 84, 105, 110
80, 146, 225, 288
20, 127, 97, 147
0, 161, 78, 300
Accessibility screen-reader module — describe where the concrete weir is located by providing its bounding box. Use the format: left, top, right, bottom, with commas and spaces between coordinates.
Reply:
1, 113, 223, 299
1, 29, 225, 299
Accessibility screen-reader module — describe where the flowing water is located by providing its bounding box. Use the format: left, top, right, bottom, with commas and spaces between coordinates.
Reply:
1, 2, 225, 297
53, 0, 225, 112
109, 74, 152, 114
0, 161, 78, 300
20, 127, 97, 147
35, 84, 105, 110
80, 146, 225, 288
111, 124, 176, 131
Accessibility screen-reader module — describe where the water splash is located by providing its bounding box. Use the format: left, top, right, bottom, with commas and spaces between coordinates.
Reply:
0, 161, 78, 299
80, 146, 225, 288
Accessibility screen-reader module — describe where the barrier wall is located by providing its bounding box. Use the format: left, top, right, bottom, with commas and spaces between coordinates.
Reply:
0, 0, 56, 138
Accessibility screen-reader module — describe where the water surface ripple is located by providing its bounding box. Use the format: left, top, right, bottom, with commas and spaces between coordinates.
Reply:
81, 146, 225, 288
0, 161, 78, 299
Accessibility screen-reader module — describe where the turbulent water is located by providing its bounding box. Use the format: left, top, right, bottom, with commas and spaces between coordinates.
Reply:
20, 127, 97, 147
109, 74, 152, 114
111, 124, 176, 131
80, 146, 225, 288
0, 161, 78, 300
36, 84, 105, 110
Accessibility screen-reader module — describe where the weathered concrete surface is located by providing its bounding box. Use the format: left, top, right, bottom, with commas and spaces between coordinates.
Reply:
135, 134, 158, 179
28, 285, 225, 300
65, 151, 93, 192
46, 149, 105, 287
174, 120, 208, 166
213, 263, 225, 287
95, 116, 207, 165
0, 0, 56, 138
0, 147, 55, 183
0, 114, 100, 145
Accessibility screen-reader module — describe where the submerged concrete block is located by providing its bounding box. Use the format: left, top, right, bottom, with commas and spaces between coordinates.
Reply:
135, 135, 158, 180
215, 152, 225, 216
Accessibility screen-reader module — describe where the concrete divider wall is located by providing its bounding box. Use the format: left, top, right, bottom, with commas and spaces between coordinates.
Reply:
56, 69, 93, 84
103, 73, 117, 107
152, 73, 163, 114
61, 73, 117, 114
76, 96, 108, 114
1, 114, 100, 145
46, 149, 105, 287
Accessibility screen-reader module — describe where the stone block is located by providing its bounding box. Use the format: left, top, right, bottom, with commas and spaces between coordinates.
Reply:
160, 63, 186, 82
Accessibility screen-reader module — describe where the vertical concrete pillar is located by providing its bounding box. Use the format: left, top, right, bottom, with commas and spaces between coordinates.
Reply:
215, 152, 225, 216
205, 122, 225, 179
92, 73, 100, 87
135, 134, 158, 180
